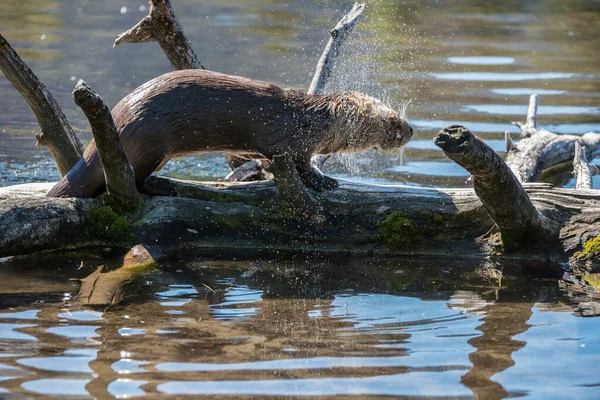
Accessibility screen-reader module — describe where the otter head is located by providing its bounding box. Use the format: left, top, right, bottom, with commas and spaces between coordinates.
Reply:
320, 92, 413, 154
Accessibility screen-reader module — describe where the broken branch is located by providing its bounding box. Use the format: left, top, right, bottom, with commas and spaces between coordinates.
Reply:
72, 80, 142, 209
308, 2, 365, 95
0, 33, 83, 176
434, 125, 558, 250
114, 0, 203, 70
573, 141, 599, 190
511, 94, 538, 138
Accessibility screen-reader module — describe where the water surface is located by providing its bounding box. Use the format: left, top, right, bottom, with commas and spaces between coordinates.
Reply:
1, 0, 599, 187
0, 256, 598, 398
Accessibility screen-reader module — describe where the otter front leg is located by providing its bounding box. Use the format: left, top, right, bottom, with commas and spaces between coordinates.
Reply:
295, 159, 338, 191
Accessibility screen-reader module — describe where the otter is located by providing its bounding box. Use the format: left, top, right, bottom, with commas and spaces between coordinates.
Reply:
47, 69, 413, 198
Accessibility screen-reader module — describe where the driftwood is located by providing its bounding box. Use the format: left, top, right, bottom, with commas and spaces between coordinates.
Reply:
573, 141, 599, 190
114, 0, 203, 70
72, 81, 142, 209
434, 126, 558, 249
0, 33, 83, 176
308, 3, 365, 95
505, 94, 600, 183
1, 2, 600, 308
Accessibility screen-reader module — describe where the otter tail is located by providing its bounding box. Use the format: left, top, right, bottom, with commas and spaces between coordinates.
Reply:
46, 152, 106, 198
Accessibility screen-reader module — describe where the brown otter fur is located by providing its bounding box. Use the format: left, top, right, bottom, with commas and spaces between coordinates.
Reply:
47, 69, 413, 198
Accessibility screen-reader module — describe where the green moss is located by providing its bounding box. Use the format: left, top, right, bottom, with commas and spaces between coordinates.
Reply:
432, 215, 444, 225
583, 235, 600, 255
378, 212, 417, 250
573, 235, 600, 260
89, 207, 133, 243
101, 193, 142, 214
582, 274, 600, 291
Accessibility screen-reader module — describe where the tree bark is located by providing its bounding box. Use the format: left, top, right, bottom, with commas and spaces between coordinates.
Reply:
307, 3, 365, 95
0, 33, 83, 176
505, 94, 600, 183
114, 0, 203, 70
72, 81, 142, 209
434, 126, 558, 250
573, 141, 598, 190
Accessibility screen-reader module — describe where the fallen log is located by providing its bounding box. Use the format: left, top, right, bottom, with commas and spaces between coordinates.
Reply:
2, 126, 600, 269
505, 94, 600, 183
0, 33, 83, 176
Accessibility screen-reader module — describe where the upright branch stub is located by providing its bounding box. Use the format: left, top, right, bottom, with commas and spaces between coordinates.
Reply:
72, 80, 142, 209
308, 2, 365, 95
271, 153, 322, 217
434, 125, 558, 250
114, 0, 203, 70
573, 141, 599, 190
0, 33, 83, 176
511, 94, 538, 138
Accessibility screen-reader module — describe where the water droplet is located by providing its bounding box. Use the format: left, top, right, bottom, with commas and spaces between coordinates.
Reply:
40, 34, 46, 40
139, 5, 146, 12
120, 6, 127, 14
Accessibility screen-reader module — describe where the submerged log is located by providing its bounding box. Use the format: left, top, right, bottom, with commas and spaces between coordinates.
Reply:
505, 94, 600, 183
72, 81, 142, 209
0, 33, 83, 176
76, 245, 162, 306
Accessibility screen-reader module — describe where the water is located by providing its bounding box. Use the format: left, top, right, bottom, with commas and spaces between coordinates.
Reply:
1, 1, 600, 398
0, 255, 598, 398
1, 0, 599, 187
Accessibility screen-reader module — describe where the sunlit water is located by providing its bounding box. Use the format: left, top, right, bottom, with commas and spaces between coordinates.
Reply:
1, 0, 599, 187
0, 256, 598, 398
1, 1, 600, 398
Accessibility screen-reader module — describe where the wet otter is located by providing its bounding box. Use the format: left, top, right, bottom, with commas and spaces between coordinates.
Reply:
47, 69, 413, 198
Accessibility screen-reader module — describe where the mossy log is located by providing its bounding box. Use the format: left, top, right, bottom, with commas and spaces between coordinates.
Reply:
2, 164, 600, 271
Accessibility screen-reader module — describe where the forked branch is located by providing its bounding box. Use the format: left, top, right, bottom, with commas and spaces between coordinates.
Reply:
114, 0, 203, 70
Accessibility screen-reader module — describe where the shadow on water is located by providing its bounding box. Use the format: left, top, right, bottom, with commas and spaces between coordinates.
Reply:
0, 254, 598, 398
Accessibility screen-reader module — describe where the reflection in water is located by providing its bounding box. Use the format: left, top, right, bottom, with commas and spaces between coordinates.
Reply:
0, 256, 598, 398
1, 0, 598, 187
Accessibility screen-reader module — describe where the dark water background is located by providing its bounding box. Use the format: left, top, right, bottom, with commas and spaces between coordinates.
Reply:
1, 0, 600, 398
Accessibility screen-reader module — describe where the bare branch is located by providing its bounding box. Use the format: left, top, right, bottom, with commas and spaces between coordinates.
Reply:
308, 2, 366, 95
511, 94, 538, 138
434, 125, 558, 250
72, 80, 142, 209
0, 33, 83, 176
114, 0, 203, 70
504, 131, 513, 153
573, 141, 599, 190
